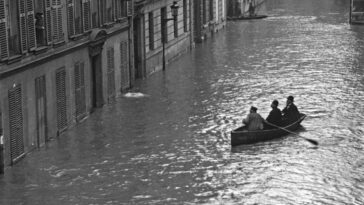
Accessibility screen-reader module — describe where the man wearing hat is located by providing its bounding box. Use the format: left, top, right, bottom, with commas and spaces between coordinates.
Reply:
282, 96, 300, 124
243, 106, 264, 131
265, 100, 283, 129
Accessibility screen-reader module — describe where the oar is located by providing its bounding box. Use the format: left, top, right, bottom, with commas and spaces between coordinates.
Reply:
265, 121, 318, 146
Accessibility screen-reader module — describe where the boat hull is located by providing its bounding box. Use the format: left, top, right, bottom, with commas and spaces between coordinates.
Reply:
228, 15, 268, 21
231, 113, 306, 146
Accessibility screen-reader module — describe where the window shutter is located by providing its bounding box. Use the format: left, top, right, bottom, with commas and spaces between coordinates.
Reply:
26, 0, 36, 50
52, 0, 63, 42
82, 0, 91, 32
127, 0, 132, 17
8, 85, 25, 163
44, 0, 52, 44
67, 0, 75, 36
57, 3, 63, 40
18, 0, 28, 53
0, 0, 9, 60
56, 67, 67, 131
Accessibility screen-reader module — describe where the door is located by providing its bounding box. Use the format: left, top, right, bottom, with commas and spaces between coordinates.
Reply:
35, 75, 48, 147
91, 53, 103, 110
133, 14, 145, 78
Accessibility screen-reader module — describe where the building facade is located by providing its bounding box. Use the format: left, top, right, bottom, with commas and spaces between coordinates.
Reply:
0, 0, 227, 169
193, 0, 226, 43
0, 0, 134, 166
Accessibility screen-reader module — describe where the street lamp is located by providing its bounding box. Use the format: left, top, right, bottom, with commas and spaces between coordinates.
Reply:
162, 1, 179, 71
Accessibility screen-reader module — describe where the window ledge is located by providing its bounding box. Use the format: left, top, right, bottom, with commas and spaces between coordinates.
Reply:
102, 22, 115, 29
6, 55, 22, 65
33, 46, 48, 55
69, 34, 86, 41
53, 40, 66, 48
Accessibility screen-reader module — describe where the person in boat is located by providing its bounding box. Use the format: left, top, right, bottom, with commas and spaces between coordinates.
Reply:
264, 100, 283, 129
243, 106, 264, 131
248, 0, 255, 17
282, 96, 300, 124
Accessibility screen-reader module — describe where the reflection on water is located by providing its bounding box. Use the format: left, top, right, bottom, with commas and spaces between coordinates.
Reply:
1, 0, 364, 204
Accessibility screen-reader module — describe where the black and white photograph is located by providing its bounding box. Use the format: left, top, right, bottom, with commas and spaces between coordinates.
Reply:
0, 0, 363, 204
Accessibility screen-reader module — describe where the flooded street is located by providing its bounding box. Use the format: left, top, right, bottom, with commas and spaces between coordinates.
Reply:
1, 0, 364, 204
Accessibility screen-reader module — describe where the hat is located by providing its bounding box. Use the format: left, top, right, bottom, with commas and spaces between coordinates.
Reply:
250, 106, 258, 112
287, 96, 294, 101
272, 100, 279, 106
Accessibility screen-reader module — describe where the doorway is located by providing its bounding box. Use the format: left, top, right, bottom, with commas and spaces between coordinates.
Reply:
91, 53, 104, 111
133, 15, 145, 79
35, 75, 48, 147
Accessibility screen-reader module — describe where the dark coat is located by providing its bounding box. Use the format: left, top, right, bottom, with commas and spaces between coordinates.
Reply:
265, 107, 282, 129
282, 103, 299, 123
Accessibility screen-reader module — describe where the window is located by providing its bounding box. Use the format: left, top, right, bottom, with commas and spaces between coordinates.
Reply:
173, 6, 178, 38
91, 0, 99, 28
8, 0, 22, 56
202, 0, 207, 24
67, 0, 91, 37
148, 12, 154, 50
161, 7, 167, 43
209, 0, 214, 21
114, 0, 126, 20
51, 0, 64, 43
183, 0, 188, 32
101, 0, 113, 25
34, 0, 48, 46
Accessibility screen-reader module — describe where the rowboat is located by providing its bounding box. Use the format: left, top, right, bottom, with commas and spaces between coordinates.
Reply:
231, 113, 306, 146
227, 15, 268, 21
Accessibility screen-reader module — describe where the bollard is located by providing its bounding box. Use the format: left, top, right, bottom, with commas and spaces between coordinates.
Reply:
0, 135, 3, 175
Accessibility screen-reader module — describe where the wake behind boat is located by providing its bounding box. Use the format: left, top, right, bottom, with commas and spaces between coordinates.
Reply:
231, 113, 306, 146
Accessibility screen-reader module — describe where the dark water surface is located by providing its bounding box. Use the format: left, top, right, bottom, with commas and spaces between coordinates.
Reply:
2, 0, 364, 204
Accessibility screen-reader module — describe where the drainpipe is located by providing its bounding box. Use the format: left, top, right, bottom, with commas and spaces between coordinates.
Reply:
0, 135, 4, 175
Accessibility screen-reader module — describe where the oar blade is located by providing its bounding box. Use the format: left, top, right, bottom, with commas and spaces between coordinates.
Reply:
306, 138, 318, 146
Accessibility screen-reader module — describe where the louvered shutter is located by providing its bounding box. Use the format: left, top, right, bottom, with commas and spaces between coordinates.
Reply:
82, 0, 91, 32
26, 0, 36, 50
57, 2, 63, 40
52, 0, 63, 42
127, 0, 132, 17
18, 0, 27, 53
8, 85, 25, 163
44, 0, 52, 44
0, 0, 9, 60
67, 0, 75, 36
56, 67, 67, 131
120, 41, 129, 90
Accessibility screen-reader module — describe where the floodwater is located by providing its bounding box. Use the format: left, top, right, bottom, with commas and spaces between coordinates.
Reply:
2, 0, 364, 204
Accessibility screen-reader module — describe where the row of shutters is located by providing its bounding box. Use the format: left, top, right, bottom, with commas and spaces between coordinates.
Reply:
0, 0, 133, 61
6, 40, 129, 164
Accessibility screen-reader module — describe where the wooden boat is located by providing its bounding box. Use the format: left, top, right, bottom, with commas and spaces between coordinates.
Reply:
231, 113, 306, 146
228, 15, 268, 21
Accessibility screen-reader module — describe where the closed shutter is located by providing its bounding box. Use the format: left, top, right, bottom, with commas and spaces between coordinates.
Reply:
107, 48, 115, 101
56, 67, 67, 132
0, 0, 9, 59
82, 0, 91, 32
44, 0, 52, 44
67, 0, 75, 36
8, 85, 25, 164
127, 0, 132, 17
52, 0, 63, 42
74, 62, 86, 121
120, 41, 129, 90
35, 75, 48, 146
26, 0, 36, 50
18, 0, 27, 53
